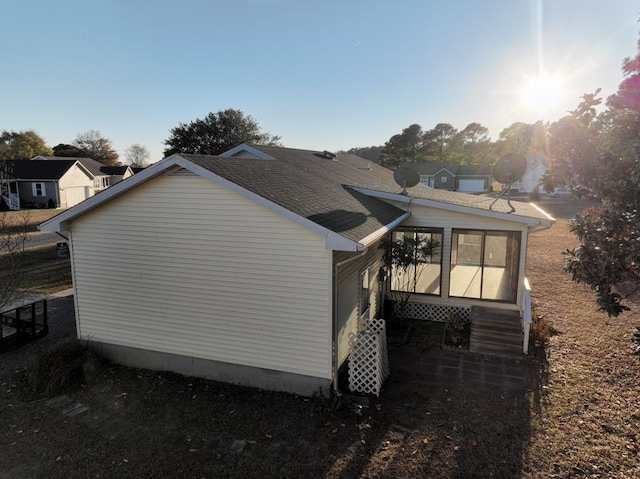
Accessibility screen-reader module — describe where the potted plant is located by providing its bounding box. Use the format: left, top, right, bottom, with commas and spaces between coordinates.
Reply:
445, 311, 466, 346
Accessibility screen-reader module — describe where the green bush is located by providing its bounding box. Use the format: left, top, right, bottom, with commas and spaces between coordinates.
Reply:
28, 338, 99, 397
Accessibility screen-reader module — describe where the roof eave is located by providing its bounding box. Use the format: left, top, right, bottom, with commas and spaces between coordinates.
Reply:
351, 187, 555, 229
358, 212, 410, 248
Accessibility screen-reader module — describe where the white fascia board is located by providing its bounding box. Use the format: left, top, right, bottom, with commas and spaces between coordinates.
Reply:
70, 161, 95, 180
529, 202, 556, 224
219, 143, 276, 159
358, 212, 410, 248
40, 154, 362, 252
351, 187, 554, 229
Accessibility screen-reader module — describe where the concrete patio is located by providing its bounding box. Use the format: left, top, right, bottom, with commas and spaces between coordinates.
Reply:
387, 320, 528, 394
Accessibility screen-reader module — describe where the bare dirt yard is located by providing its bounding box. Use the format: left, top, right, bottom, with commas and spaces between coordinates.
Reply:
0, 199, 638, 478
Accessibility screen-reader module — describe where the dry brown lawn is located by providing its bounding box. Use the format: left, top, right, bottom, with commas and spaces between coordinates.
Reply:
522, 201, 640, 478
0, 209, 62, 233
0, 200, 638, 478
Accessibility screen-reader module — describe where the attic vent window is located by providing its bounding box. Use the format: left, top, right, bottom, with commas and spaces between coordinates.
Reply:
322, 150, 337, 160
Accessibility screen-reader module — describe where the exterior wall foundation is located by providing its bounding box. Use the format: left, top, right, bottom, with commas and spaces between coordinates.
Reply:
89, 341, 331, 397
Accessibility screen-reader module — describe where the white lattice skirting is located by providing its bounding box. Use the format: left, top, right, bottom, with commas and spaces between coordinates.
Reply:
348, 318, 390, 396
395, 302, 471, 322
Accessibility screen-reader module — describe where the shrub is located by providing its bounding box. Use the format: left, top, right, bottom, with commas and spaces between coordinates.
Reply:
529, 188, 542, 201
632, 326, 640, 355
28, 338, 99, 396
528, 311, 556, 357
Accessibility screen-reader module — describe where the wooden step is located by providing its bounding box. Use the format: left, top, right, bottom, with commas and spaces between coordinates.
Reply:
469, 306, 523, 359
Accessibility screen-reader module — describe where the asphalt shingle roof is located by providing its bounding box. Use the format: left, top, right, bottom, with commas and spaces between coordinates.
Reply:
246, 145, 549, 223
179, 145, 551, 243
37, 156, 125, 176
181, 151, 407, 243
3, 160, 77, 180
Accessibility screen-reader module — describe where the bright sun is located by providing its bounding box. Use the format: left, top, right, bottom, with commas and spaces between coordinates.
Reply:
521, 74, 566, 111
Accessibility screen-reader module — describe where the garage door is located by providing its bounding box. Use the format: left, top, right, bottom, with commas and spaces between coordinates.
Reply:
65, 187, 89, 208
458, 179, 485, 192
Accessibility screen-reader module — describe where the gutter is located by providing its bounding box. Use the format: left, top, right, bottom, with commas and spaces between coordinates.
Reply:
332, 249, 368, 394
358, 212, 409, 248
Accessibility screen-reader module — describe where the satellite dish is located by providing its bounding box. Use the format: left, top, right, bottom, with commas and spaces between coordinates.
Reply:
493, 153, 527, 184
393, 167, 420, 194
490, 153, 527, 213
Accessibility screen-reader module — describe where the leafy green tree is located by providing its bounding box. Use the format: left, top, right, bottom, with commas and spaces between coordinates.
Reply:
423, 123, 459, 162
563, 38, 640, 316
546, 100, 601, 191
378, 124, 427, 169
453, 122, 493, 165
53, 143, 85, 157
163, 109, 281, 157
0, 130, 52, 160
73, 130, 120, 166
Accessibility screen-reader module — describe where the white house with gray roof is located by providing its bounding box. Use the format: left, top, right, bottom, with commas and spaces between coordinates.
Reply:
40, 144, 554, 395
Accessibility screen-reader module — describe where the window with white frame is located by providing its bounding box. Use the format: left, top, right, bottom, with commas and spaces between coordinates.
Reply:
449, 229, 521, 302
389, 228, 443, 295
32, 182, 46, 196
440, 176, 448, 183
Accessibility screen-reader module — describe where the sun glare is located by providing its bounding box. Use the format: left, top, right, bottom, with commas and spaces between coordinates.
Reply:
521, 75, 565, 111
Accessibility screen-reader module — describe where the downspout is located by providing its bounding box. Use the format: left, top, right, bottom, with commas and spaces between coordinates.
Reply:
332, 248, 367, 394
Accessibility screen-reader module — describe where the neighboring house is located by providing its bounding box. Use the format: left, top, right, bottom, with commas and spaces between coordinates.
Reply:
1, 159, 94, 209
0, 157, 134, 210
405, 162, 494, 192
32, 156, 133, 193
40, 144, 554, 395
511, 154, 547, 193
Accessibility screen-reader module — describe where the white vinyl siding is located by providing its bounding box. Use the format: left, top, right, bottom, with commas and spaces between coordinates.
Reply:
59, 163, 96, 207
69, 174, 333, 379
63, 187, 89, 208
334, 246, 384, 366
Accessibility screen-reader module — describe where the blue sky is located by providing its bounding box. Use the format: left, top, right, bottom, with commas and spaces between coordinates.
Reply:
1, 1, 638, 163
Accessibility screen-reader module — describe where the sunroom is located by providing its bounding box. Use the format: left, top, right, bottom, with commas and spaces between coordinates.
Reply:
378, 197, 553, 357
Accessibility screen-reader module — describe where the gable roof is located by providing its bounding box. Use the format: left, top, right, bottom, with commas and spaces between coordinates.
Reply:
100, 165, 131, 175
41, 144, 553, 250
405, 162, 493, 178
2, 159, 79, 180
406, 162, 459, 176
457, 165, 493, 177
244, 145, 552, 227
33, 156, 129, 177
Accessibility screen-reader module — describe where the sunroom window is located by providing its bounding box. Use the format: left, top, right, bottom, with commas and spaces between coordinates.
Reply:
449, 229, 521, 302
389, 228, 443, 295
